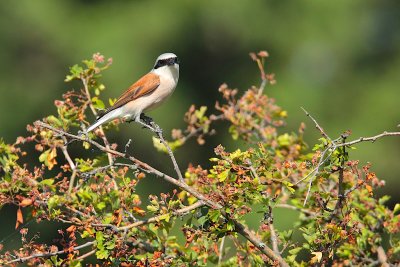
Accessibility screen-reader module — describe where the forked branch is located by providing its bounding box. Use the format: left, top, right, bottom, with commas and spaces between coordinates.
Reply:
34, 121, 289, 267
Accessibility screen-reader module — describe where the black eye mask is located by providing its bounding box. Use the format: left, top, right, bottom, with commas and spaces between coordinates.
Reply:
154, 57, 179, 69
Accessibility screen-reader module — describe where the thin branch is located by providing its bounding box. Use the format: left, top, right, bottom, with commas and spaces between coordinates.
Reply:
80, 162, 137, 180
269, 223, 280, 255
60, 137, 76, 170
180, 114, 224, 145
275, 203, 317, 217
92, 201, 205, 232
81, 76, 117, 190
329, 138, 347, 221
300, 107, 400, 207
300, 107, 331, 142
336, 131, 400, 147
302, 148, 332, 206
135, 117, 184, 183
60, 136, 78, 194
376, 246, 390, 267
218, 236, 225, 266
76, 249, 96, 261
152, 121, 185, 183
34, 121, 289, 267
6, 241, 95, 264
231, 219, 289, 267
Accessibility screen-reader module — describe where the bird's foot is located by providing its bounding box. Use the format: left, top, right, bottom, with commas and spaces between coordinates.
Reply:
149, 121, 163, 136
140, 113, 154, 125
135, 113, 163, 136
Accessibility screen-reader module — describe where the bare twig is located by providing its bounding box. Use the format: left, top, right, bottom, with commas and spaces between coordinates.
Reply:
336, 131, 400, 147
153, 122, 185, 183
180, 114, 224, 145
257, 78, 268, 97
76, 249, 96, 261
275, 203, 317, 217
136, 118, 185, 182
34, 121, 289, 267
300, 107, 331, 142
80, 162, 137, 179
81, 76, 117, 190
232, 219, 288, 267
92, 201, 205, 232
269, 223, 280, 255
376, 246, 390, 267
302, 148, 332, 206
6, 241, 95, 264
218, 236, 225, 266
60, 136, 78, 194
300, 107, 400, 207
329, 138, 347, 221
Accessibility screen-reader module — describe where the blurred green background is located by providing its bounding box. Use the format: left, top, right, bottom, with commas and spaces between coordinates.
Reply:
0, 0, 399, 260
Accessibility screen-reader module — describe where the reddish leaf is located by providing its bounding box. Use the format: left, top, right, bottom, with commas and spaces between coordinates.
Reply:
15, 208, 23, 229
19, 198, 33, 207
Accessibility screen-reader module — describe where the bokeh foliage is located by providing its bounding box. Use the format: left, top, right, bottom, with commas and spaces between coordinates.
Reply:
0, 0, 399, 201
0, 52, 398, 266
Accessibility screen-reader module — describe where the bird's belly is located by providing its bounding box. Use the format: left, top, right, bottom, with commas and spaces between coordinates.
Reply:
122, 80, 176, 119
143, 78, 177, 111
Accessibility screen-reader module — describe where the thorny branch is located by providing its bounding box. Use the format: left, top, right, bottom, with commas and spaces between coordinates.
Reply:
336, 131, 400, 147
6, 241, 95, 264
136, 117, 185, 182
299, 107, 400, 206
275, 203, 317, 217
60, 136, 77, 194
92, 201, 205, 232
34, 121, 289, 267
81, 76, 118, 190
300, 107, 331, 142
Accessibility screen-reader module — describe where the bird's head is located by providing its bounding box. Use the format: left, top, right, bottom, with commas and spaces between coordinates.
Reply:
153, 53, 179, 70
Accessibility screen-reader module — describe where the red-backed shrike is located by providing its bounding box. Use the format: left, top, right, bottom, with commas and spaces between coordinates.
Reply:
86, 53, 179, 132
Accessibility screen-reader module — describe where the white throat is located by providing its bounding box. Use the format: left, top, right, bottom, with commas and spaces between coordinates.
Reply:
152, 64, 179, 83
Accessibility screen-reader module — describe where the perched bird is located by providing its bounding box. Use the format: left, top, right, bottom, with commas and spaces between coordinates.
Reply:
86, 53, 179, 132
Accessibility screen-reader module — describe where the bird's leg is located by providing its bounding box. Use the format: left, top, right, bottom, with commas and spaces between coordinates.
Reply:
140, 113, 154, 125
135, 114, 156, 132
149, 121, 163, 136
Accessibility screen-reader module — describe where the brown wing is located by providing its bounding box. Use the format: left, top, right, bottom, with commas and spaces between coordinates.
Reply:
97, 72, 160, 119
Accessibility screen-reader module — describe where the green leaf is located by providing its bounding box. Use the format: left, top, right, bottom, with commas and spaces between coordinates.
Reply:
277, 133, 291, 147
152, 137, 167, 153
378, 195, 391, 205
226, 220, 235, 231
289, 247, 302, 255
282, 181, 295, 194
195, 106, 207, 119
229, 149, 243, 160
96, 202, 106, 210
394, 203, 400, 215
81, 230, 92, 238
47, 115, 63, 128
229, 125, 239, 140
40, 178, 55, 186
47, 195, 62, 210
208, 210, 221, 222
39, 149, 49, 163
65, 64, 83, 82
218, 169, 230, 182
96, 249, 109, 259
147, 205, 159, 212
158, 213, 171, 222
96, 231, 104, 245
91, 97, 105, 109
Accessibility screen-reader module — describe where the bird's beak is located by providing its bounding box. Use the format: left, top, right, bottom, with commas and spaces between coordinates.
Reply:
168, 57, 179, 66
